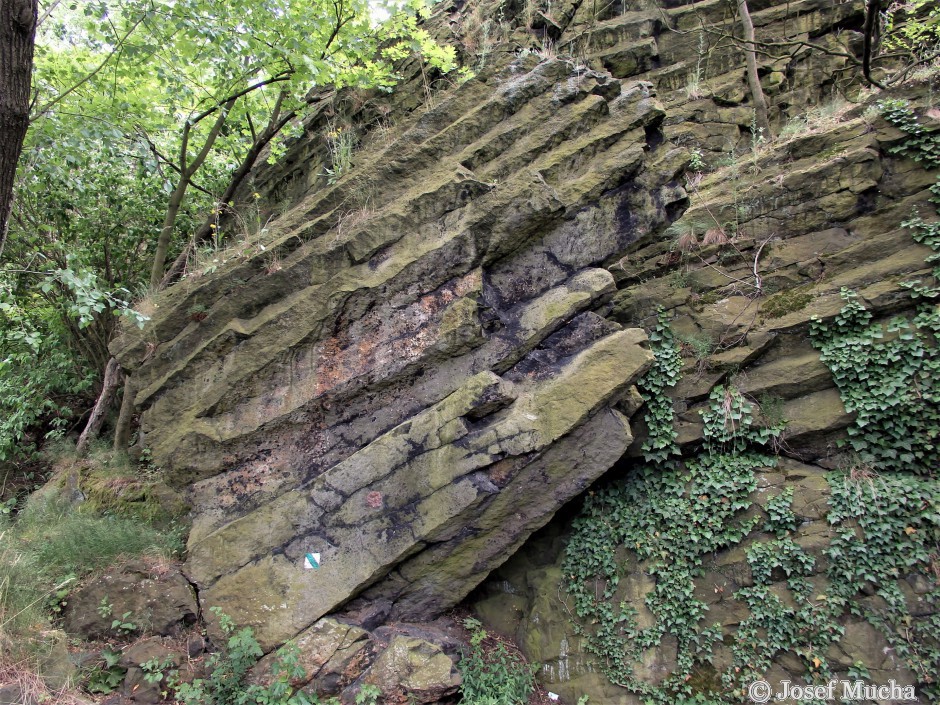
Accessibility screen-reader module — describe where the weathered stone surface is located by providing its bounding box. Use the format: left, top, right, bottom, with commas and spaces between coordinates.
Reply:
358, 636, 460, 704
106, 0, 940, 698
193, 331, 651, 648
253, 618, 372, 695
63, 561, 197, 640
111, 42, 681, 649
252, 617, 464, 705
119, 638, 183, 704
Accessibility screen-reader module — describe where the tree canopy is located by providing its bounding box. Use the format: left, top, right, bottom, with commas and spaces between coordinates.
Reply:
0, 0, 457, 460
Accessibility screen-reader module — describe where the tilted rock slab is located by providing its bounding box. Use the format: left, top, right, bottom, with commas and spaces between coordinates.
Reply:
112, 55, 680, 649
189, 333, 650, 647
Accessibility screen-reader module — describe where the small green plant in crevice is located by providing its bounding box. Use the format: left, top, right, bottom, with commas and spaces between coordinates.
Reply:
458, 616, 535, 705
668, 267, 691, 290
755, 392, 786, 432
171, 607, 319, 705
323, 124, 356, 185
677, 330, 714, 363
111, 610, 137, 636
84, 647, 126, 695
810, 288, 940, 475
142, 656, 176, 687
354, 684, 381, 705
688, 147, 707, 172
97, 596, 112, 618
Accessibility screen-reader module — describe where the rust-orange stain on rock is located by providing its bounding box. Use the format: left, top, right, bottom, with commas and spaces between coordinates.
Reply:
313, 270, 481, 398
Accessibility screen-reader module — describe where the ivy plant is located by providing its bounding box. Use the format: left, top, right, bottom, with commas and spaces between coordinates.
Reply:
810, 289, 940, 474
562, 315, 780, 703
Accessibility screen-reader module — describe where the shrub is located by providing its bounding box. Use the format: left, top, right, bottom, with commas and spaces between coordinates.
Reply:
458, 617, 535, 705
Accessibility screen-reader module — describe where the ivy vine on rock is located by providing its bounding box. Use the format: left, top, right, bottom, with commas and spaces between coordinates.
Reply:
810, 289, 940, 474
562, 315, 780, 703
637, 309, 682, 464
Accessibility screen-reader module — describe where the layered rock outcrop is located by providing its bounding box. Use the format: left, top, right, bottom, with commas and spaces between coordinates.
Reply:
113, 51, 677, 648
110, 0, 939, 700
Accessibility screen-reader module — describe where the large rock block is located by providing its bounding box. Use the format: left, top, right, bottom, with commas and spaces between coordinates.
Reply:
190, 330, 651, 648
63, 561, 197, 641
112, 52, 673, 650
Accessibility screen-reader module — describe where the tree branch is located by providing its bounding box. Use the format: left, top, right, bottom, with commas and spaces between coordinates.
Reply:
31, 14, 145, 120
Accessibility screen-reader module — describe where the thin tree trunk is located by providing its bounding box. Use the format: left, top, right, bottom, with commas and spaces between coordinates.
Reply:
149, 177, 188, 288
0, 0, 37, 257
148, 97, 236, 289
159, 102, 297, 289
76, 357, 123, 455
738, 0, 771, 137
113, 376, 136, 453
862, 0, 883, 89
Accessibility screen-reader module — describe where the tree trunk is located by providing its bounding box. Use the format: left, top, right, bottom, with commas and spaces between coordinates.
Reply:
113, 375, 136, 453
738, 0, 771, 137
0, 0, 37, 257
159, 101, 297, 289
149, 177, 188, 288
76, 357, 123, 455
148, 97, 235, 289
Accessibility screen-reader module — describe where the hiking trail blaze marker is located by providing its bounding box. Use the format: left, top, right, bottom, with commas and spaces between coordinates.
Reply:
304, 552, 320, 569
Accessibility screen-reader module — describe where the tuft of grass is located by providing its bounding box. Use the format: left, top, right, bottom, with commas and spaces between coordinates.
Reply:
15, 494, 183, 575
0, 488, 184, 662
0, 657, 90, 705
779, 96, 852, 142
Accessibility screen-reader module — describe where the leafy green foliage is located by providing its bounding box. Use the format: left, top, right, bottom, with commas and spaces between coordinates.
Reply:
562, 318, 780, 702
879, 99, 940, 171
877, 100, 940, 301
763, 486, 798, 537
111, 611, 137, 635
172, 607, 265, 705
810, 289, 940, 474
1, 0, 463, 462
883, 1, 940, 60
637, 310, 682, 464
85, 647, 126, 694
171, 608, 358, 705
730, 539, 841, 693
458, 617, 535, 705
826, 472, 940, 695
0, 276, 94, 460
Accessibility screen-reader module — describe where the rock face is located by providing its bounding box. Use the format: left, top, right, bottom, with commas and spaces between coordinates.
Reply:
110, 0, 940, 698
252, 617, 463, 704
472, 461, 929, 704
113, 49, 669, 647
